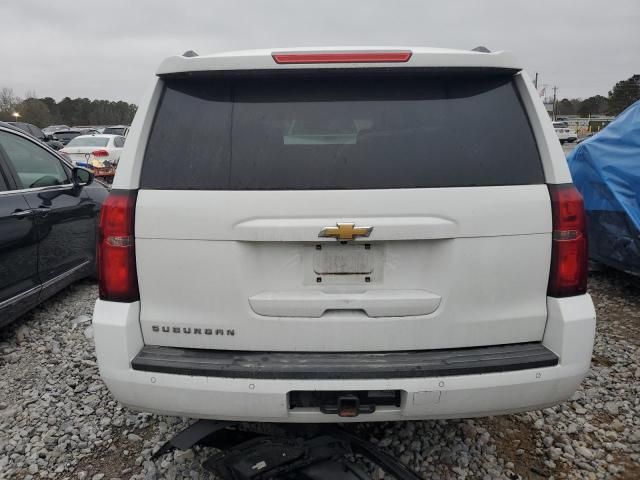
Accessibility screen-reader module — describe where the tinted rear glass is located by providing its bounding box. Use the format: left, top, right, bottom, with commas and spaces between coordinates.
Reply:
55, 131, 81, 141
103, 127, 126, 135
67, 137, 109, 147
142, 74, 543, 190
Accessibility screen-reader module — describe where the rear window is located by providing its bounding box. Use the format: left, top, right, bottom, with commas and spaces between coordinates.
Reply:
104, 127, 126, 135
67, 137, 109, 147
141, 73, 543, 190
55, 131, 81, 142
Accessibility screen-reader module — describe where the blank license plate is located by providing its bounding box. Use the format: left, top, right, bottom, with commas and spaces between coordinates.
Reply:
313, 244, 373, 274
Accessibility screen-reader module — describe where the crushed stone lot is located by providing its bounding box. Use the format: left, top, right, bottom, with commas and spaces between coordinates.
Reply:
0, 271, 638, 480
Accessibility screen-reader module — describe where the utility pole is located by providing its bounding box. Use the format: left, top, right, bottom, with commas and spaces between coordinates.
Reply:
552, 86, 558, 120
534, 72, 539, 89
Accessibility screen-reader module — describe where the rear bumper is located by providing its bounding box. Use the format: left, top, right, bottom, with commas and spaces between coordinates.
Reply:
131, 343, 559, 379
93, 295, 595, 423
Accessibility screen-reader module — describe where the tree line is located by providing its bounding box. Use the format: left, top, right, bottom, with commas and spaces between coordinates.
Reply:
556, 75, 639, 117
0, 74, 638, 127
0, 87, 137, 127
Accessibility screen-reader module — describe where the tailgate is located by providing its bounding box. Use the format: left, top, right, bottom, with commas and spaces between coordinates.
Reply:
136, 186, 551, 351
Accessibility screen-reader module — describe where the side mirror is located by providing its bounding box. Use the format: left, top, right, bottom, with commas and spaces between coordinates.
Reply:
72, 166, 94, 188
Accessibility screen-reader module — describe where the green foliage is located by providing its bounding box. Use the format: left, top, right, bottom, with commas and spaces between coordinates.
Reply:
0, 89, 137, 127
577, 95, 609, 117
17, 98, 53, 127
607, 75, 640, 115
556, 98, 575, 115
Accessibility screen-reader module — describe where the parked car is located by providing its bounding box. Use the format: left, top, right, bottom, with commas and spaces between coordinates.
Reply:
94, 47, 596, 423
60, 134, 125, 166
553, 121, 577, 144
53, 128, 100, 146
0, 122, 108, 327
568, 100, 640, 276
7, 122, 64, 150
43, 124, 70, 135
102, 125, 130, 137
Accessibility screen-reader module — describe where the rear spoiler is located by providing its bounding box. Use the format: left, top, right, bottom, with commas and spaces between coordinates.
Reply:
157, 47, 521, 77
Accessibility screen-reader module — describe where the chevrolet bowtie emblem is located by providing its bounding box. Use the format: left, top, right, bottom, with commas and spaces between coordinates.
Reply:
319, 223, 373, 241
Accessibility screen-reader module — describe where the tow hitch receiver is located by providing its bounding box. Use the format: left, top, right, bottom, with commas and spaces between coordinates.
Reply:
290, 390, 401, 417
320, 394, 375, 417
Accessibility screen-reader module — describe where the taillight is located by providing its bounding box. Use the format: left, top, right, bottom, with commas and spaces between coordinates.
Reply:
98, 190, 139, 302
272, 51, 412, 64
92, 149, 109, 157
548, 184, 588, 297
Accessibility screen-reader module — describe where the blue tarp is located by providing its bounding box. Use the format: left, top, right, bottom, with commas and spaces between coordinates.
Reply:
567, 100, 640, 274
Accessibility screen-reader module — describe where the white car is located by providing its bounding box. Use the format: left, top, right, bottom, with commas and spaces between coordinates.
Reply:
60, 134, 125, 167
553, 121, 577, 144
93, 47, 596, 423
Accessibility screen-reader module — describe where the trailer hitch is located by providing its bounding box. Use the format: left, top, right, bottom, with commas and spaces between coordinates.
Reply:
320, 394, 376, 417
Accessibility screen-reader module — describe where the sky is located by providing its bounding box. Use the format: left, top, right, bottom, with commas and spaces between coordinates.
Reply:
1, 0, 638, 105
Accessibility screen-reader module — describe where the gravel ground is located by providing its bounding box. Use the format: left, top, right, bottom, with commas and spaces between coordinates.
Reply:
0, 271, 638, 480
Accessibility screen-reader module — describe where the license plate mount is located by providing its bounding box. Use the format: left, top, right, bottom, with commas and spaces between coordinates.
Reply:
313, 243, 374, 275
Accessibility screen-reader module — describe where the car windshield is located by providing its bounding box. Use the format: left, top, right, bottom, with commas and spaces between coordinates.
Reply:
66, 137, 109, 147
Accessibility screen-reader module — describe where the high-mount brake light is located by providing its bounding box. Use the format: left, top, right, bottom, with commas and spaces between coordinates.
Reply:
98, 190, 139, 302
272, 51, 412, 64
547, 184, 588, 297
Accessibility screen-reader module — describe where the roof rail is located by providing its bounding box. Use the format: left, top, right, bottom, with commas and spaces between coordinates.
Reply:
182, 50, 199, 58
471, 46, 491, 53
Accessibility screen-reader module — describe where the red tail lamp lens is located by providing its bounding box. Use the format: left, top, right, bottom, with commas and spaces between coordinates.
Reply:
98, 190, 139, 302
548, 184, 588, 297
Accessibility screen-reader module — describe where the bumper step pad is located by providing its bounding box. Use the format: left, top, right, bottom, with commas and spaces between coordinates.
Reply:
132, 342, 558, 380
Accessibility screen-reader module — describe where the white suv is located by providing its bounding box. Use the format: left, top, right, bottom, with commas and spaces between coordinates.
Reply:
553, 121, 578, 144
93, 47, 596, 423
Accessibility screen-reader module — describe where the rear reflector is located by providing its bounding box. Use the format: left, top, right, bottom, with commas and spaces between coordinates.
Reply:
272, 51, 412, 64
98, 190, 139, 302
548, 184, 588, 297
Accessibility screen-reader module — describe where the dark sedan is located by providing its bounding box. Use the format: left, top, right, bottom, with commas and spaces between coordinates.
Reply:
0, 122, 108, 327
7, 121, 64, 150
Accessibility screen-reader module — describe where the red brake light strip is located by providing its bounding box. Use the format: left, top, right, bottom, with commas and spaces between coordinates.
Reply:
272, 51, 412, 64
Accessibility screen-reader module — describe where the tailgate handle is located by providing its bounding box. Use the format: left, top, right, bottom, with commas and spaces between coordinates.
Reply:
249, 290, 441, 318
233, 216, 458, 241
